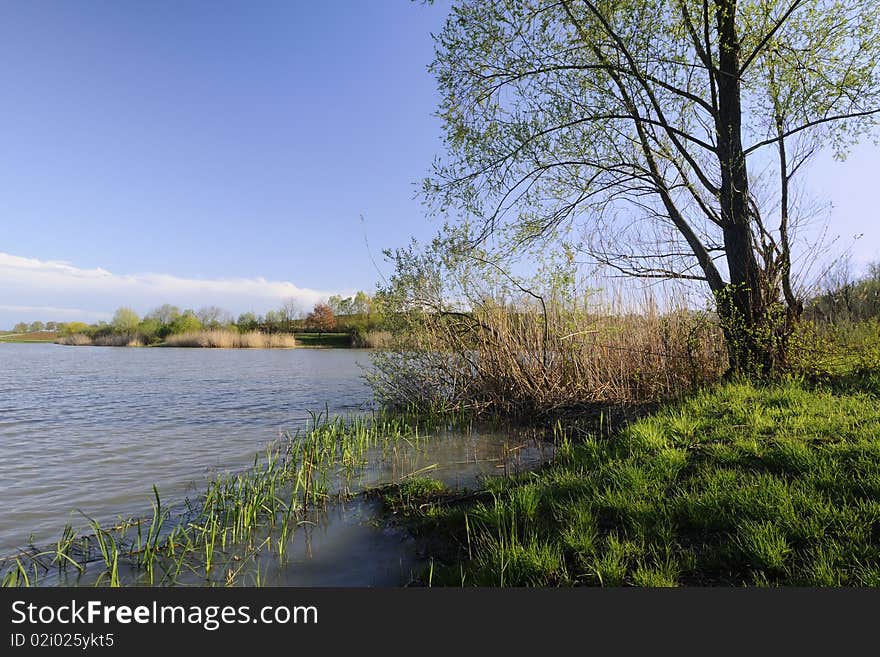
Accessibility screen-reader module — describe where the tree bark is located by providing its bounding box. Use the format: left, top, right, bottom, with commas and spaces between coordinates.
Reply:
714, 0, 767, 372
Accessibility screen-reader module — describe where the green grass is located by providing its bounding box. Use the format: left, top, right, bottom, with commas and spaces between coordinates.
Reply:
293, 332, 352, 347
0, 410, 439, 587
394, 372, 880, 586
0, 331, 57, 343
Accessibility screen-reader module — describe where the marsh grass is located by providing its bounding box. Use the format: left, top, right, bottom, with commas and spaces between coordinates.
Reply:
57, 329, 297, 348
163, 330, 297, 348
55, 333, 96, 346
369, 294, 727, 419
93, 334, 144, 347
351, 330, 393, 348
391, 372, 880, 586
0, 410, 448, 587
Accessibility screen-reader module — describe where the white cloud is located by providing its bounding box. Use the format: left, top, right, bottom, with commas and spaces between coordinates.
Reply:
0, 252, 345, 327
0, 304, 111, 323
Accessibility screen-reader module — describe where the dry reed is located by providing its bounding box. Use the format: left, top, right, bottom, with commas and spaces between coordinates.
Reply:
164, 330, 297, 348
351, 330, 393, 348
369, 295, 727, 418
55, 334, 93, 346
93, 334, 143, 347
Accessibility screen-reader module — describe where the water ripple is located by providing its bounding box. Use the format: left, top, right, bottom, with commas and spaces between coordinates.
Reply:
0, 343, 374, 552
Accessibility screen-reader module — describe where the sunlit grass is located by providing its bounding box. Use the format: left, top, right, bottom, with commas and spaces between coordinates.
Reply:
0, 410, 440, 587
395, 372, 880, 586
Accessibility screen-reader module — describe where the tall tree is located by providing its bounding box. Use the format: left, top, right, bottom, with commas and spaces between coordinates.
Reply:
196, 306, 230, 329
425, 0, 880, 372
146, 304, 181, 325
279, 299, 301, 332
306, 303, 337, 334
111, 307, 140, 334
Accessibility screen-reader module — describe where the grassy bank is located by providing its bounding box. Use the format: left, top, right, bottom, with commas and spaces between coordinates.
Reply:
0, 331, 57, 343
293, 332, 353, 347
384, 369, 880, 586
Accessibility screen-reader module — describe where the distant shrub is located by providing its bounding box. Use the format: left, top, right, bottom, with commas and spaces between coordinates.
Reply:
112, 307, 140, 334
168, 312, 203, 335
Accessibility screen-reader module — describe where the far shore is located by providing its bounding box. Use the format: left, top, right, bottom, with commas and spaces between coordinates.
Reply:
1, 329, 384, 349
0, 331, 353, 349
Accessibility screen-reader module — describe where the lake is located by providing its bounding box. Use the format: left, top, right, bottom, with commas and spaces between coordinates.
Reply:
0, 343, 376, 553
0, 342, 551, 585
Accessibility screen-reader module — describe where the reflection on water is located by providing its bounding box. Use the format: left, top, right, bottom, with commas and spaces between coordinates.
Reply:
0, 343, 374, 553
39, 428, 551, 587
1, 342, 553, 586
256, 428, 552, 586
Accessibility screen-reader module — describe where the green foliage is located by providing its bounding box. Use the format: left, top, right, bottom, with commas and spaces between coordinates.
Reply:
786, 318, 880, 381
168, 311, 202, 335
422, 0, 880, 375
329, 291, 374, 317
236, 312, 259, 332
263, 309, 282, 332
137, 318, 163, 344
402, 370, 880, 586
305, 303, 337, 333
382, 478, 447, 512
60, 321, 91, 337
111, 307, 140, 334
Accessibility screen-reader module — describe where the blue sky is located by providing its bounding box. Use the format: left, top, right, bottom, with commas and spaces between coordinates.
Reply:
0, 0, 877, 327
0, 0, 450, 325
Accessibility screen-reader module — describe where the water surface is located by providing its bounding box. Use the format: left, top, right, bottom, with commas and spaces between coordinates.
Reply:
1, 343, 552, 586
0, 343, 372, 553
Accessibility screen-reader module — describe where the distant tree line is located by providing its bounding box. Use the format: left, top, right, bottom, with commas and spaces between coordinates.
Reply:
12, 320, 58, 333
10, 291, 387, 343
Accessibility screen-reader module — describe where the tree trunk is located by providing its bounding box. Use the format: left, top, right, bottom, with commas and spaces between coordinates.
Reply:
714, 0, 768, 373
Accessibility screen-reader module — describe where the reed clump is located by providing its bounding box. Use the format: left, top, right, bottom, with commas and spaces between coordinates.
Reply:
163, 330, 297, 348
55, 333, 93, 346
351, 330, 393, 348
369, 294, 727, 419
56, 334, 143, 347
94, 334, 143, 347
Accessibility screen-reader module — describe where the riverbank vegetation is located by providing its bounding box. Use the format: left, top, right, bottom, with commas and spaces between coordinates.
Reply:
352, 0, 880, 586
0, 411, 441, 587
5, 0, 879, 588
5, 292, 392, 348
0, 330, 58, 343
385, 366, 880, 586
4, 267, 879, 587
365, 240, 880, 585
163, 330, 297, 349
